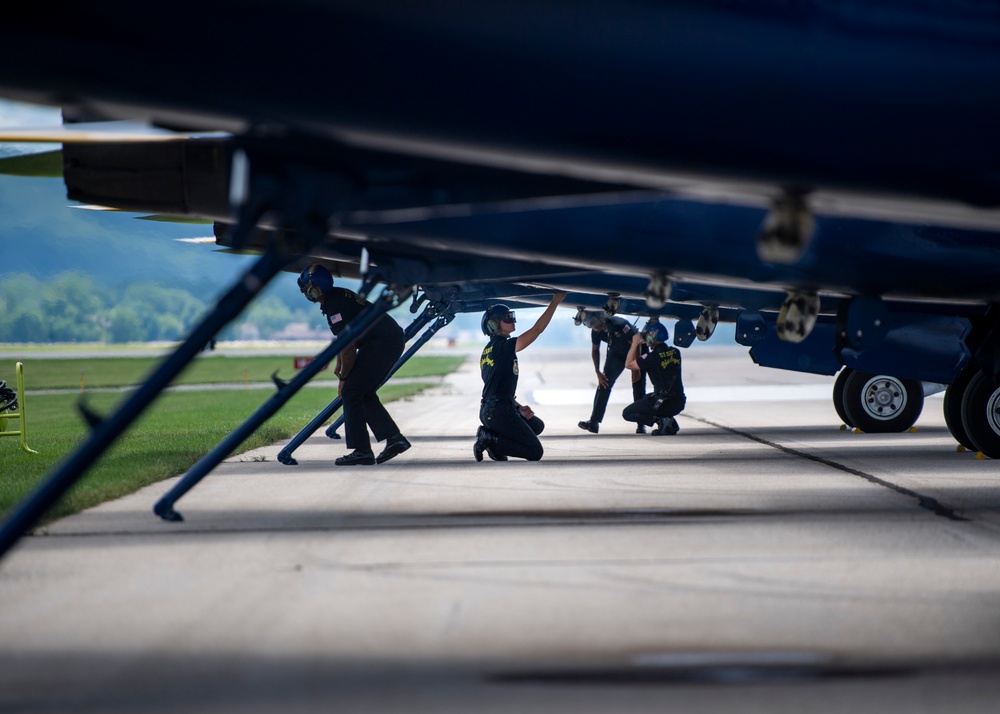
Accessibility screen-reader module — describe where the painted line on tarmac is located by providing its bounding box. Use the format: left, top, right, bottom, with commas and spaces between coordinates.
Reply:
689, 415, 967, 522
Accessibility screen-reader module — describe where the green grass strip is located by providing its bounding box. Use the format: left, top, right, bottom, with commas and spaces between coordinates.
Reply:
0, 381, 435, 525
3, 354, 465, 390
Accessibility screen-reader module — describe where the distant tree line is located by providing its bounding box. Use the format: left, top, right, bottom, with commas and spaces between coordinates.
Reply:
0, 271, 324, 343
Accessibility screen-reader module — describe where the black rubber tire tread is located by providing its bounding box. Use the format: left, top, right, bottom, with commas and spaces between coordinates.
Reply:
832, 367, 854, 428
943, 368, 978, 451
960, 371, 1000, 458
842, 371, 924, 433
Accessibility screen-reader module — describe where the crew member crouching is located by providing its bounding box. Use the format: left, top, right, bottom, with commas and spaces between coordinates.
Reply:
623, 320, 686, 435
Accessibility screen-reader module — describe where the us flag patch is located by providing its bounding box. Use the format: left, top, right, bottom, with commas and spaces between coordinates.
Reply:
329, 313, 343, 325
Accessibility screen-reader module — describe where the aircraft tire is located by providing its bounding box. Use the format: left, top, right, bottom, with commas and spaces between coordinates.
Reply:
943, 368, 978, 451
842, 371, 923, 433
832, 367, 854, 428
960, 371, 1000, 458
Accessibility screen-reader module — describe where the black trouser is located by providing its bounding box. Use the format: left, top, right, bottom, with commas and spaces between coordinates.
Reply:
480, 398, 544, 461
622, 394, 685, 427
342, 330, 405, 452
590, 350, 627, 423
522, 412, 545, 436
590, 352, 646, 423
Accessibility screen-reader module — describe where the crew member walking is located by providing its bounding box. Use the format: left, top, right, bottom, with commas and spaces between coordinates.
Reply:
577, 311, 646, 434
298, 264, 411, 466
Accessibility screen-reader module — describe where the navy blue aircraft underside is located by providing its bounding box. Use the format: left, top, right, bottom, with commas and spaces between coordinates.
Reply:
2, 1, 1000, 556
3, 1, 1000, 217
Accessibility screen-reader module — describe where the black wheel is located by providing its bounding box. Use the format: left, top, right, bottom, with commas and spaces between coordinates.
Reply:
943, 369, 978, 451
832, 367, 854, 428
960, 372, 1000, 458
842, 371, 924, 433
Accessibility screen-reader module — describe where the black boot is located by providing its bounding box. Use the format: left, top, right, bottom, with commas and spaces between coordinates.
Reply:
486, 444, 508, 461
376, 434, 411, 464
578, 420, 599, 434
335, 449, 376, 466
652, 417, 679, 436
474, 426, 494, 462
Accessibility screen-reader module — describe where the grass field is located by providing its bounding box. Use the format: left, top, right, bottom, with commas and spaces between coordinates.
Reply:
4, 354, 465, 390
0, 353, 465, 524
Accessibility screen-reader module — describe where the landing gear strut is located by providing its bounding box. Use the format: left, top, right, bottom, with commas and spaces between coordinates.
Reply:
285, 303, 454, 455
153, 284, 411, 521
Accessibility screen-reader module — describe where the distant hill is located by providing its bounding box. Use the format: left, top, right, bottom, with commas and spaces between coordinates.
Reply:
0, 174, 256, 299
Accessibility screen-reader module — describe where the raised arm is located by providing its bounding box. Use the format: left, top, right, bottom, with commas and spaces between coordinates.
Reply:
515, 293, 567, 352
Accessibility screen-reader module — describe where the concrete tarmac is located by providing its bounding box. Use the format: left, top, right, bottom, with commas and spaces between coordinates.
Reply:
3, 346, 1000, 713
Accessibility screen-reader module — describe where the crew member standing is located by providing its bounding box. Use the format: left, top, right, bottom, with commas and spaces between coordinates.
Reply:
475, 293, 567, 462
298, 264, 411, 466
577, 311, 647, 434
623, 320, 686, 435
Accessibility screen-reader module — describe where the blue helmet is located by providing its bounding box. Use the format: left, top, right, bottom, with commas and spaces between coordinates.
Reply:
298, 264, 333, 303
482, 304, 514, 335
643, 320, 669, 345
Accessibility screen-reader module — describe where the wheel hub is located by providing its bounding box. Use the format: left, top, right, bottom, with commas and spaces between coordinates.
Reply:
986, 386, 1000, 437
861, 377, 907, 421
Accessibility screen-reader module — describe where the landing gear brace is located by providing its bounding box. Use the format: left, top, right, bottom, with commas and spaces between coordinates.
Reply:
0, 145, 355, 559
276, 304, 454, 459
153, 284, 411, 521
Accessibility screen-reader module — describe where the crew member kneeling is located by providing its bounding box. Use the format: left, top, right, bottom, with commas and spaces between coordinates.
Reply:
475, 293, 566, 461
623, 321, 686, 435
